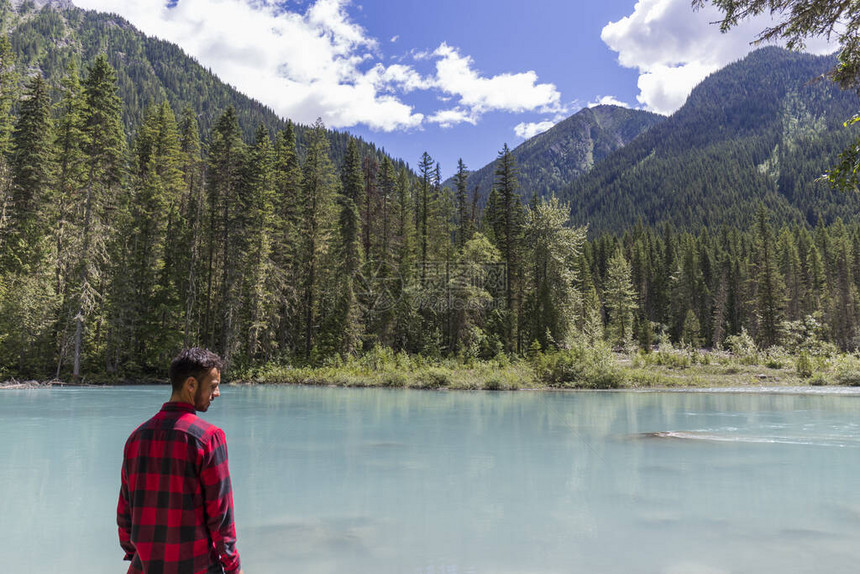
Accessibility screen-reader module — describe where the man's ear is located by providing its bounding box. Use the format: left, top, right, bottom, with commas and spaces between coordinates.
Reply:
184, 376, 198, 395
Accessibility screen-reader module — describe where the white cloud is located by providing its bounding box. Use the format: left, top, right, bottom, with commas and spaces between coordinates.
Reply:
431, 43, 562, 115
601, 0, 838, 115
588, 95, 631, 108
428, 107, 477, 128
366, 63, 431, 94
514, 120, 556, 140
68, 0, 563, 133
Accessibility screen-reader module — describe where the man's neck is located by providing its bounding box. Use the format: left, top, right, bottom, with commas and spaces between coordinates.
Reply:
169, 392, 194, 405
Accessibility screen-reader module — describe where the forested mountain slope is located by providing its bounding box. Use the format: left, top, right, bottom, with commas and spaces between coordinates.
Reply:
0, 0, 391, 166
564, 47, 860, 233
454, 105, 664, 203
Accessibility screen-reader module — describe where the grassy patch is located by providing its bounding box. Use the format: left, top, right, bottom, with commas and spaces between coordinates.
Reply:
232, 346, 860, 391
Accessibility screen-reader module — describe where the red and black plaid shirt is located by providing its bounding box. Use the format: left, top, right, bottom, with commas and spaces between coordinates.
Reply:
118, 402, 242, 574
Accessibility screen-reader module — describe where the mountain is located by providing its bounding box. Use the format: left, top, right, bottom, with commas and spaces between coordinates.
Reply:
564, 47, 860, 233
451, 104, 664, 202
0, 0, 395, 167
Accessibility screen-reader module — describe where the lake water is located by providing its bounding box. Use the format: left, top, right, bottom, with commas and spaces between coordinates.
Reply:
3, 386, 860, 573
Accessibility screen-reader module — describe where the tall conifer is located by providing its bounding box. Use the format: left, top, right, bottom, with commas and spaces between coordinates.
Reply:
241, 124, 277, 360
493, 144, 525, 352
204, 107, 245, 357
298, 119, 337, 359
604, 247, 638, 348
752, 204, 786, 348
5, 74, 53, 272
272, 121, 302, 356
72, 54, 125, 379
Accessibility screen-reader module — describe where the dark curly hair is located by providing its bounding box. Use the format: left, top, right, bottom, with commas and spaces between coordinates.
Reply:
169, 347, 224, 391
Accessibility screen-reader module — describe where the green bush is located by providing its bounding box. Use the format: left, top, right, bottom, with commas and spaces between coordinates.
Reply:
382, 373, 407, 388
763, 346, 789, 369
638, 346, 692, 369
483, 376, 512, 391
535, 344, 624, 389
809, 373, 828, 386
359, 344, 396, 371
416, 368, 451, 389
834, 370, 860, 386
481, 370, 521, 390
626, 369, 672, 388
795, 351, 814, 379
484, 378, 503, 391
725, 328, 759, 364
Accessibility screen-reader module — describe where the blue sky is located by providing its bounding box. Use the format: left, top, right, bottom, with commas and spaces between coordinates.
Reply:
70, 0, 835, 178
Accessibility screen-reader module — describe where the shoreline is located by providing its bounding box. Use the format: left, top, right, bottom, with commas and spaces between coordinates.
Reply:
0, 363, 841, 392
0, 380, 64, 389
3, 380, 854, 395
5, 346, 859, 391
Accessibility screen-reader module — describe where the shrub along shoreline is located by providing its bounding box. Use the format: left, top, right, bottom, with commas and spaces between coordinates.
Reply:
226, 343, 860, 391
5, 342, 860, 390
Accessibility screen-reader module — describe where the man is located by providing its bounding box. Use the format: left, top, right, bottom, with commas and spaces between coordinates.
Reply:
118, 347, 244, 574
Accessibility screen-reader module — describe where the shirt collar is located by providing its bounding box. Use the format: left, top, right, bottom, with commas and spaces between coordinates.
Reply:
161, 401, 196, 414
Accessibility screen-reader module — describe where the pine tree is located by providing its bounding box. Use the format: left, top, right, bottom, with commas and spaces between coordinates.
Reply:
524, 197, 586, 349
0, 72, 57, 377
455, 158, 472, 249
341, 139, 365, 252
51, 61, 87, 377
711, 260, 731, 348
240, 124, 277, 360
114, 101, 184, 371
417, 151, 434, 284
0, 35, 17, 261
378, 156, 395, 270
804, 240, 826, 316
493, 143, 525, 352
828, 219, 859, 349
4, 73, 53, 272
391, 165, 417, 350
362, 155, 379, 262
326, 169, 363, 356
272, 121, 302, 356
670, 236, 707, 343
298, 119, 337, 359
778, 227, 803, 321
604, 247, 638, 348
204, 107, 246, 358
72, 54, 125, 379
176, 106, 205, 347
681, 309, 703, 348
752, 204, 786, 348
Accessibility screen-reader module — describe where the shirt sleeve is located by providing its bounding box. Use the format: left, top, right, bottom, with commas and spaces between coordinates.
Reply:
117, 457, 135, 561
201, 429, 242, 574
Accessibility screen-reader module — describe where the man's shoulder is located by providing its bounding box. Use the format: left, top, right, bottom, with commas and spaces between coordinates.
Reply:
131, 408, 223, 445
173, 412, 224, 443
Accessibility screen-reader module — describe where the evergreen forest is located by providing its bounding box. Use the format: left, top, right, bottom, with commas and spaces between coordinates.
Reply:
4, 41, 860, 382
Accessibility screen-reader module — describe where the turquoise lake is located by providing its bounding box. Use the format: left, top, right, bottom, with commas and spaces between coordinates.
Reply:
3, 385, 860, 573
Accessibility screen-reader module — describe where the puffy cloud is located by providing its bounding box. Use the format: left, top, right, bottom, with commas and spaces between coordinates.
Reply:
634, 61, 715, 115
431, 43, 562, 115
588, 95, 631, 108
601, 0, 838, 115
428, 107, 477, 128
69, 0, 563, 133
514, 120, 556, 140
71, 0, 424, 130
366, 63, 431, 94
